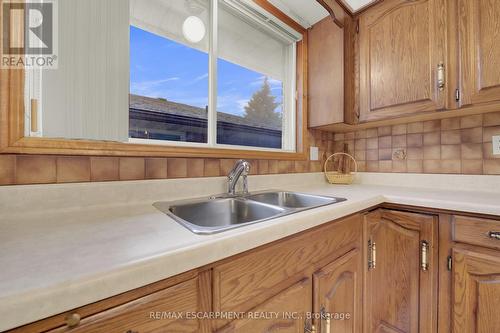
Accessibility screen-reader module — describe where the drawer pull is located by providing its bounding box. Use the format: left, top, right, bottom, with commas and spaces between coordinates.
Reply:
488, 231, 500, 240
65, 313, 81, 328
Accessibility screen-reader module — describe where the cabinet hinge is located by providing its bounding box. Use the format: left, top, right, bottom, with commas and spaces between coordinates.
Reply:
356, 19, 359, 33
447, 255, 452, 271
368, 239, 376, 270
455, 89, 460, 102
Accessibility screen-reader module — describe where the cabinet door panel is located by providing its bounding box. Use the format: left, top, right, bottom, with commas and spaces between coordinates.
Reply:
217, 277, 312, 333
452, 247, 500, 333
359, 0, 446, 121
364, 209, 437, 333
212, 215, 361, 320
459, 0, 500, 106
313, 248, 362, 333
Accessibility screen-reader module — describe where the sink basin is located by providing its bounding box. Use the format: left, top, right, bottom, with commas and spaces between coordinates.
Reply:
247, 191, 345, 209
154, 190, 347, 234
153, 198, 286, 234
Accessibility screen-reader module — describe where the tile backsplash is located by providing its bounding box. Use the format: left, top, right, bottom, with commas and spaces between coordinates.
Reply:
0, 129, 335, 185
332, 112, 500, 175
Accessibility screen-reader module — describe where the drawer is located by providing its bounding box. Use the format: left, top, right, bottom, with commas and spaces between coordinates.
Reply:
452, 215, 500, 250
212, 214, 362, 316
47, 277, 202, 333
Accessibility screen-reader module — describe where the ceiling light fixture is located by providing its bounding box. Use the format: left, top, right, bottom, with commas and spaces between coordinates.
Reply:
182, 16, 206, 43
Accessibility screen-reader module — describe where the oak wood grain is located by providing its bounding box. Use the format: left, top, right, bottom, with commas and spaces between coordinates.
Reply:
313, 247, 362, 333
46, 277, 202, 333
452, 215, 500, 251
458, 0, 500, 107
308, 16, 345, 127
358, 0, 447, 122
437, 214, 453, 333
452, 246, 500, 333
212, 214, 362, 328
7, 270, 201, 333
364, 209, 438, 333
216, 277, 312, 333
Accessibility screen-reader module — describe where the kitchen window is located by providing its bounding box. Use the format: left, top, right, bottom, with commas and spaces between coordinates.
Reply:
129, 0, 301, 152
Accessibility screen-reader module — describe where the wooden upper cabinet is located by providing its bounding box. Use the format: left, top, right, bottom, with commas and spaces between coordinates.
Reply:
358, 0, 447, 122
313, 248, 362, 333
364, 209, 438, 333
458, 0, 500, 107
308, 16, 345, 127
452, 247, 500, 333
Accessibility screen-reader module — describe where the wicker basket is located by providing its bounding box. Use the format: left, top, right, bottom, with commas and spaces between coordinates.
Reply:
324, 153, 358, 185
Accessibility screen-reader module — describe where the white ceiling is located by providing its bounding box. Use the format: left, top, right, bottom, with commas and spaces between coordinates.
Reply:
268, 0, 329, 28
341, 0, 377, 12
268, 0, 378, 27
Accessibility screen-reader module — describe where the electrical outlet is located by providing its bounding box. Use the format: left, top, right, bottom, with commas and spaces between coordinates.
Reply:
493, 135, 500, 155
310, 146, 319, 161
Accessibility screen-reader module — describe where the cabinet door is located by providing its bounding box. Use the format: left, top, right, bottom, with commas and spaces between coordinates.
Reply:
308, 16, 344, 127
359, 0, 447, 121
313, 248, 362, 333
216, 277, 312, 333
364, 209, 437, 333
452, 247, 500, 333
458, 0, 500, 106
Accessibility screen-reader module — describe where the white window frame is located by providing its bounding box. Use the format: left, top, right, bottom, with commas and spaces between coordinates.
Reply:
25, 0, 302, 153
129, 0, 302, 153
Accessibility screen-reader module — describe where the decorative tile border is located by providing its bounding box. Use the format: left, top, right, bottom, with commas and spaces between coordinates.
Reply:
0, 130, 334, 185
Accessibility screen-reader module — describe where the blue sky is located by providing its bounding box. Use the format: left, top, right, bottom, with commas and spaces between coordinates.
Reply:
130, 26, 283, 116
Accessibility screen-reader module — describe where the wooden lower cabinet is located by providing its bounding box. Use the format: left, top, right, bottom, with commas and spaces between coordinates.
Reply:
213, 214, 363, 332
10, 209, 500, 333
216, 277, 312, 333
46, 277, 205, 333
313, 248, 363, 333
9, 270, 212, 333
364, 209, 438, 333
452, 247, 500, 333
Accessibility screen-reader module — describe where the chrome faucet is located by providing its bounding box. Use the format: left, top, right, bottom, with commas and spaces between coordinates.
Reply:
227, 160, 251, 195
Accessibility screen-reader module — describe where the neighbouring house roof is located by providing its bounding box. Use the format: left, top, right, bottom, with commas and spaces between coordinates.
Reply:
129, 94, 282, 131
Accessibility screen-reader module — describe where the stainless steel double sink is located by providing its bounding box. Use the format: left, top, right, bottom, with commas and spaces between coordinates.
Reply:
153, 191, 346, 234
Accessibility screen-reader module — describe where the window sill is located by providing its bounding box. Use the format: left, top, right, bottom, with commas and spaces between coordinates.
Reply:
3, 137, 308, 160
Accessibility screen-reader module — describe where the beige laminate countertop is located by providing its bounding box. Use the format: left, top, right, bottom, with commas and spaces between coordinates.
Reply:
0, 173, 499, 331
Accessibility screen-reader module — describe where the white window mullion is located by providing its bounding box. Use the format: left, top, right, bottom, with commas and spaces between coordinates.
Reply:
208, 0, 218, 147
283, 42, 296, 151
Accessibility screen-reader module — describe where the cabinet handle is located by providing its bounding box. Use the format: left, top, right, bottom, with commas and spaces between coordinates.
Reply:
368, 240, 376, 270
437, 62, 445, 91
64, 313, 81, 328
488, 231, 500, 240
320, 306, 331, 333
421, 241, 429, 271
